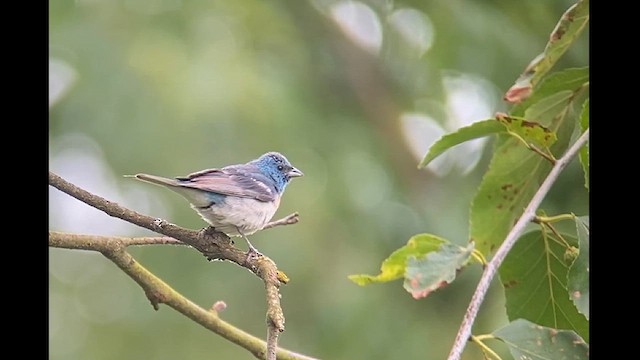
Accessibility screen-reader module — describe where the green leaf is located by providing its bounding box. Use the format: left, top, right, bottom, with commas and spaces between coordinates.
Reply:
499, 230, 589, 342
348, 234, 446, 285
511, 67, 589, 117
403, 242, 474, 299
568, 216, 589, 320
579, 99, 589, 191
495, 113, 558, 149
418, 119, 506, 168
349, 235, 477, 300
470, 88, 578, 256
524, 90, 573, 123
504, 0, 589, 103
493, 319, 589, 360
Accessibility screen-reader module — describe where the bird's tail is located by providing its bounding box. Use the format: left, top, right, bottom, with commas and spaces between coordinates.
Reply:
126, 173, 181, 188
125, 173, 213, 208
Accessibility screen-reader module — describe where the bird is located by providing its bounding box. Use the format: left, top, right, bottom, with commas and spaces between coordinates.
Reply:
129, 151, 303, 257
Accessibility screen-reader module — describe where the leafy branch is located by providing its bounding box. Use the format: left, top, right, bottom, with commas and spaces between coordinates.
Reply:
48, 172, 315, 360
446, 129, 589, 360
348, 1, 589, 359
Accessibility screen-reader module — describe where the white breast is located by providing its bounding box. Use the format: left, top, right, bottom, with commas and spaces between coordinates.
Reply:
191, 197, 280, 236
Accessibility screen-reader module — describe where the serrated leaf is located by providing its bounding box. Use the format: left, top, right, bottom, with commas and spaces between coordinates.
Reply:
471, 89, 578, 256
348, 234, 446, 285
403, 242, 474, 299
418, 119, 506, 168
495, 113, 558, 148
511, 67, 588, 117
568, 216, 589, 320
579, 99, 589, 191
493, 319, 589, 359
504, 0, 589, 103
499, 230, 589, 342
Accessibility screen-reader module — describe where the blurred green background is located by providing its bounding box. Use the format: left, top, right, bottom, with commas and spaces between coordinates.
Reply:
49, 0, 588, 359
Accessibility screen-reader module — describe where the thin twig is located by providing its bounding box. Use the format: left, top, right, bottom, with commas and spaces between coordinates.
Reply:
266, 327, 281, 360
257, 257, 286, 360
263, 213, 300, 230
447, 129, 589, 360
264, 260, 285, 360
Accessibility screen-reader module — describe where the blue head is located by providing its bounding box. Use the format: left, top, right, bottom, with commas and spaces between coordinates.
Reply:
253, 152, 303, 193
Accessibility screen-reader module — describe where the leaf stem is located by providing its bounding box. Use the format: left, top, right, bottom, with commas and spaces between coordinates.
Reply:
542, 222, 571, 249
534, 213, 576, 224
527, 144, 557, 165
470, 335, 502, 360
506, 131, 557, 164
470, 249, 488, 267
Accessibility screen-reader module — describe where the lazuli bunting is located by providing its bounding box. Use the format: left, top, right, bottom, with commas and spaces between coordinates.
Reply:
131, 151, 303, 256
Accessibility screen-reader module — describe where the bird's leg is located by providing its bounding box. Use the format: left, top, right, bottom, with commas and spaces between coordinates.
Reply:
236, 227, 263, 260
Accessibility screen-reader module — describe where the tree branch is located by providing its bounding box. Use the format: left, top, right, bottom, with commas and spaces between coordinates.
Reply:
49, 172, 309, 360
263, 213, 300, 230
125, 236, 187, 246
49, 232, 316, 360
446, 129, 589, 360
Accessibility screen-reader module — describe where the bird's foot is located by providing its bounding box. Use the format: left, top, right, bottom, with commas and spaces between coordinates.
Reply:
197, 226, 215, 241
235, 227, 263, 262
245, 243, 263, 262
198, 226, 233, 245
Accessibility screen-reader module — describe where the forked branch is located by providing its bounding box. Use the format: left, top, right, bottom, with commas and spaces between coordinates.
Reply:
48, 173, 313, 360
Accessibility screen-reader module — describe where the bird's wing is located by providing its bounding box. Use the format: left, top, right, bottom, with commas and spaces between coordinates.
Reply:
175, 166, 277, 202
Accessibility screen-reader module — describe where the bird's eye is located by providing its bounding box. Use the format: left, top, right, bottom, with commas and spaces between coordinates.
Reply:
277, 165, 284, 171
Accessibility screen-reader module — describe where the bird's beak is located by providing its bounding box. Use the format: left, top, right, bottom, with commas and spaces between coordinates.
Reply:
288, 167, 304, 178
